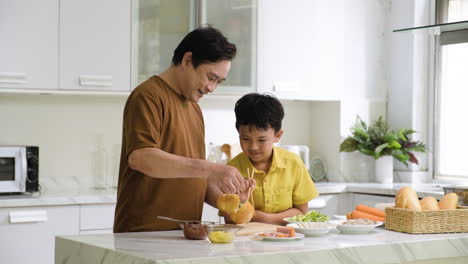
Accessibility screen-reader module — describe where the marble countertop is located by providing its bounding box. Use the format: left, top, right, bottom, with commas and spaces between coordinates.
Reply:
0, 182, 445, 208
56, 227, 468, 264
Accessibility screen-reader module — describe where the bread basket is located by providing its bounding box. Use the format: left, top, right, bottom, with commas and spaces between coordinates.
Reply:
385, 206, 468, 234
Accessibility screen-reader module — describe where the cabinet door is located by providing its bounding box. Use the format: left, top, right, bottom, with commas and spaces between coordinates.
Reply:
257, 0, 344, 100
0, 205, 79, 264
0, 0, 59, 89
79, 204, 115, 234
60, 0, 131, 91
353, 193, 395, 208
204, 0, 257, 95
132, 0, 195, 87
202, 202, 222, 223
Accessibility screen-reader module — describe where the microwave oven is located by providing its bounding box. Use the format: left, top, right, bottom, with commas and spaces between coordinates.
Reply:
0, 146, 39, 194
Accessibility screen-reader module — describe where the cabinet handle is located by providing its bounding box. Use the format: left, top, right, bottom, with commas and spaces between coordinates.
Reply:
9, 210, 48, 223
0, 72, 27, 84
79, 75, 112, 87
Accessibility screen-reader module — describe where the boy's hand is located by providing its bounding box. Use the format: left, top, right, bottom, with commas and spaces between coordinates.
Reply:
238, 177, 256, 203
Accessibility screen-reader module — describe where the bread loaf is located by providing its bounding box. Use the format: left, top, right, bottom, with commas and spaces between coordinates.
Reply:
217, 194, 240, 215
439, 193, 458, 209
420, 196, 440, 211
395, 186, 422, 211
230, 201, 254, 224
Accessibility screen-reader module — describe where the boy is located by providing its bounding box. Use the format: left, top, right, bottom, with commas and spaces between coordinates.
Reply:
226, 93, 319, 225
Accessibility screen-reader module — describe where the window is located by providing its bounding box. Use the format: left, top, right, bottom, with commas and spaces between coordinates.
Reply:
434, 0, 468, 178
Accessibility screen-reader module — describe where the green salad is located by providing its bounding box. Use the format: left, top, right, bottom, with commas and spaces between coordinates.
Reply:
288, 210, 330, 222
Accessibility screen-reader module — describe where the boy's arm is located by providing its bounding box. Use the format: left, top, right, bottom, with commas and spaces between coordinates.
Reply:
252, 203, 308, 225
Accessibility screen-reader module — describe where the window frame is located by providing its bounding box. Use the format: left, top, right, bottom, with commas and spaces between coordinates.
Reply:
433, 0, 468, 180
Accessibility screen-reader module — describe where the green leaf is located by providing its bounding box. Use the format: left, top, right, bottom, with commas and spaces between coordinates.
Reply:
340, 138, 358, 152
358, 145, 375, 157
375, 143, 389, 154
388, 140, 401, 149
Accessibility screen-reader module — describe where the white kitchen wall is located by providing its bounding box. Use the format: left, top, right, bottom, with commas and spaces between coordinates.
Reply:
0, 93, 338, 192
338, 0, 391, 182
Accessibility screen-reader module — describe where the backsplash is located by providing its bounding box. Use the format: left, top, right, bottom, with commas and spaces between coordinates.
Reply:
1, 93, 341, 193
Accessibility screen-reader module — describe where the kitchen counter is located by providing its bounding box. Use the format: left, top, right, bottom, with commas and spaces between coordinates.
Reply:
56, 227, 468, 264
0, 183, 444, 208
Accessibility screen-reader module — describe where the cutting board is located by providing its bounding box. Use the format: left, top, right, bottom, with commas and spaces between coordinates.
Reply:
236, 222, 281, 236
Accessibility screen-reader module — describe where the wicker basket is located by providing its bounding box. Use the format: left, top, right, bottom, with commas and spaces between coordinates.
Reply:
385, 206, 468, 234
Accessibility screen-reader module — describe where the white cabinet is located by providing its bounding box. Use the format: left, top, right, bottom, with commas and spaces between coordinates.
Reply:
204, 0, 257, 95
60, 0, 131, 91
202, 202, 222, 223
79, 204, 116, 234
309, 193, 354, 216
0, 205, 79, 264
352, 193, 395, 208
0, 0, 59, 89
257, 0, 344, 100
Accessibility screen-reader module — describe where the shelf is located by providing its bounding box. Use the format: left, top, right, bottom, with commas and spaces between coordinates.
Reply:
393, 20, 468, 34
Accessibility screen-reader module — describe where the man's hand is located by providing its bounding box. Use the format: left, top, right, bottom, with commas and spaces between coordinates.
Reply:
207, 163, 255, 194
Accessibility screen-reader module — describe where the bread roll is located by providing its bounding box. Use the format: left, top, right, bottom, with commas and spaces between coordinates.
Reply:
217, 194, 240, 215
230, 201, 254, 224
439, 193, 458, 210
420, 196, 440, 210
395, 186, 422, 211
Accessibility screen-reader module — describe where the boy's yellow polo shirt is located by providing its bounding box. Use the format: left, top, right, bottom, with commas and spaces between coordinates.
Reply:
228, 146, 319, 213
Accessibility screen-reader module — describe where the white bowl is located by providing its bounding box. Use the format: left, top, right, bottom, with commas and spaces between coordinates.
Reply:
283, 217, 329, 225
287, 222, 333, 236
328, 220, 384, 234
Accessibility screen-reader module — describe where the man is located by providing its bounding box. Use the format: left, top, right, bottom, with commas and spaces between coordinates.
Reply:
114, 26, 254, 233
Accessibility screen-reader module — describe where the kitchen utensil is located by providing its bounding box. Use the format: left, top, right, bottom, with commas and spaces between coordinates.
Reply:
279, 145, 310, 169
156, 216, 192, 224
440, 185, 468, 205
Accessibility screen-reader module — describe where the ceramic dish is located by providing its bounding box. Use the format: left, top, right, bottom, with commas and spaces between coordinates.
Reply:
328, 220, 384, 234
282, 217, 329, 224
287, 222, 333, 236
255, 232, 305, 241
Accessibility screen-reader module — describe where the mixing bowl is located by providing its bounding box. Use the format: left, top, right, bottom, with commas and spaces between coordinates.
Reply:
179, 221, 215, 240
204, 224, 239, 243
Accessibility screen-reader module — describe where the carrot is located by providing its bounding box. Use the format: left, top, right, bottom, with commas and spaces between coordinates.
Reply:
349, 210, 385, 222
355, 204, 386, 218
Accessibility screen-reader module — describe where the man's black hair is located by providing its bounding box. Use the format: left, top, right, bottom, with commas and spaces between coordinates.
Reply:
235, 93, 284, 133
172, 25, 237, 68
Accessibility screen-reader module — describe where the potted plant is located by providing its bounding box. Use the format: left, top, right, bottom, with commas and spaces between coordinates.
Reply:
340, 116, 426, 183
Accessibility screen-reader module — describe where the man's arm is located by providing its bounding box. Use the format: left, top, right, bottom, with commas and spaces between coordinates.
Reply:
128, 147, 253, 194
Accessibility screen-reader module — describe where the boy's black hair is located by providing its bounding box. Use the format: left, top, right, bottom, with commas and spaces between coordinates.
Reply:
172, 25, 237, 68
235, 93, 284, 133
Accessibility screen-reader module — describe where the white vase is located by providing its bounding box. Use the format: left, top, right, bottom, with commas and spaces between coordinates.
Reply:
375, 156, 393, 183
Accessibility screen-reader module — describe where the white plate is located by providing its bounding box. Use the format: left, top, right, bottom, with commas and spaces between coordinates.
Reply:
255, 232, 305, 241
287, 223, 332, 236
328, 220, 384, 234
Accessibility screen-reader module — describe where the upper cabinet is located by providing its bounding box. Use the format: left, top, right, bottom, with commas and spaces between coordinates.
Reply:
132, 0, 257, 95
132, 0, 195, 87
0, 0, 59, 89
60, 0, 131, 91
257, 0, 344, 101
203, 0, 257, 95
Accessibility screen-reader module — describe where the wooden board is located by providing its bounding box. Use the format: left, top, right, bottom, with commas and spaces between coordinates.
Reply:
235, 222, 281, 236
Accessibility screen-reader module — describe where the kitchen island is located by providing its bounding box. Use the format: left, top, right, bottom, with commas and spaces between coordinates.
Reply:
56, 227, 468, 264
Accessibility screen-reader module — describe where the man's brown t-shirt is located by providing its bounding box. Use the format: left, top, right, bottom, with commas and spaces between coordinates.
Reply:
113, 76, 206, 232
